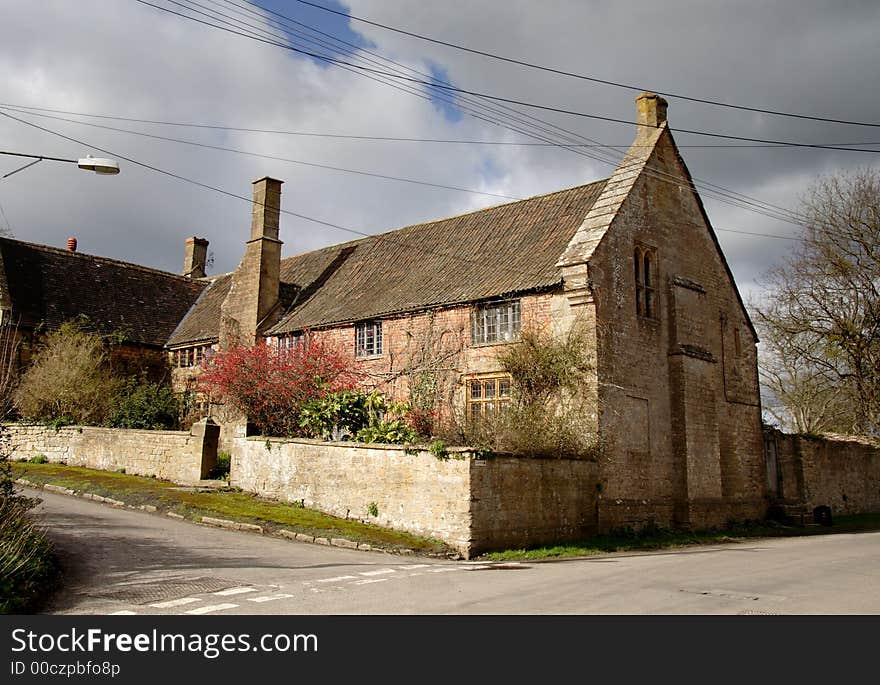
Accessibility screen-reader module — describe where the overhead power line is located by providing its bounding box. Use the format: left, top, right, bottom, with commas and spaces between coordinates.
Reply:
132, 1, 880, 154
130, 0, 812, 228
284, 0, 880, 129
0, 108, 797, 263
0, 105, 519, 201
4, 102, 878, 149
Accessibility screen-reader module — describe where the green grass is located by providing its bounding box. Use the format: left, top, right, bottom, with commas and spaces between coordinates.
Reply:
480, 514, 880, 561
14, 463, 449, 555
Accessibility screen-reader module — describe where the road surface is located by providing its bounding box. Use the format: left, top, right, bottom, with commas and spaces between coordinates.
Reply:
29, 489, 880, 615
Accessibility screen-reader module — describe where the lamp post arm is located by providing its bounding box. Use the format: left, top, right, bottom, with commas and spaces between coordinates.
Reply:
0, 150, 77, 164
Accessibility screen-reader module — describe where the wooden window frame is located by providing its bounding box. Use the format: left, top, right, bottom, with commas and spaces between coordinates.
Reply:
466, 374, 512, 423
472, 300, 522, 345
355, 321, 383, 357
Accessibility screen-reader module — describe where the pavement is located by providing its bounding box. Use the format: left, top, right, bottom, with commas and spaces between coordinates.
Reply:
30, 489, 880, 615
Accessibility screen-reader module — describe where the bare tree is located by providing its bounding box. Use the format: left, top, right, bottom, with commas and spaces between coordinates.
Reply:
754, 169, 880, 435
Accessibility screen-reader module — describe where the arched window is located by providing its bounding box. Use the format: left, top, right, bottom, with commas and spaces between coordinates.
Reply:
634, 244, 658, 319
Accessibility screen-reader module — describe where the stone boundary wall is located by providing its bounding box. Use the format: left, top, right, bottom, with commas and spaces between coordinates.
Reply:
231, 437, 599, 558
774, 431, 880, 515
2, 421, 219, 485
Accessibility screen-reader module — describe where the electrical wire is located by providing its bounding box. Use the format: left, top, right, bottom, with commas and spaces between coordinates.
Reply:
3, 102, 879, 148
131, 1, 880, 154
284, 0, 880, 129
133, 0, 811, 227
0, 108, 797, 247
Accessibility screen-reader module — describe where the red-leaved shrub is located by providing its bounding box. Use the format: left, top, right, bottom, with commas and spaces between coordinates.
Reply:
199, 339, 357, 437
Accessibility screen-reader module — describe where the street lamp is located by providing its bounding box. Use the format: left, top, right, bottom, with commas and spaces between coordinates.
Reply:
1, 151, 120, 178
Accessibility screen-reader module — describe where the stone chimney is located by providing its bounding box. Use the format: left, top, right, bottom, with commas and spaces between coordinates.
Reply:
183, 236, 209, 278
219, 177, 283, 348
66, 237, 77, 253
636, 92, 668, 130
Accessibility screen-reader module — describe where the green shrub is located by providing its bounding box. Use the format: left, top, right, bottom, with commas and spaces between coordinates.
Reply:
14, 322, 121, 425
28, 455, 48, 465
301, 390, 418, 444
1, 428, 58, 613
108, 381, 181, 430
207, 451, 231, 480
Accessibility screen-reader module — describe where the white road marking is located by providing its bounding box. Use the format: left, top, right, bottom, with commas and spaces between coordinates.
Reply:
185, 603, 239, 615
354, 578, 389, 585
316, 575, 357, 583
398, 564, 431, 570
213, 587, 258, 596
359, 568, 395, 576
408, 573, 424, 577
248, 594, 294, 603
463, 566, 491, 571
110, 610, 137, 615
427, 567, 459, 573
150, 597, 201, 608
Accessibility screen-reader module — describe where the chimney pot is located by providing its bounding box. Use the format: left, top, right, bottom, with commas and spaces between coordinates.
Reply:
183, 236, 209, 278
636, 92, 668, 129
66, 237, 77, 253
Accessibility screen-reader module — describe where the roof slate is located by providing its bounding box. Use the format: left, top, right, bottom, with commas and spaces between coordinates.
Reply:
0, 237, 206, 347
270, 180, 607, 334
167, 179, 607, 344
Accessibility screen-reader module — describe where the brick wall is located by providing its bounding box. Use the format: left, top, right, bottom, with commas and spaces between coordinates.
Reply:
2, 421, 218, 485
774, 431, 880, 515
231, 436, 598, 557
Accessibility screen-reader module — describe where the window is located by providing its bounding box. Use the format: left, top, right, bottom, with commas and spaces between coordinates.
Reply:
174, 344, 212, 368
355, 321, 383, 357
276, 332, 305, 354
467, 375, 512, 422
472, 300, 521, 344
634, 244, 658, 319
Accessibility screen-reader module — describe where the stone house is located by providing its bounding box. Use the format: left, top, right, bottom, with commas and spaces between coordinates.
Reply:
0, 234, 205, 378
168, 93, 767, 531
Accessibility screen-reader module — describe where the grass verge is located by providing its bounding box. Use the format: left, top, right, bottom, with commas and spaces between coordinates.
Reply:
13, 463, 450, 557
480, 514, 880, 561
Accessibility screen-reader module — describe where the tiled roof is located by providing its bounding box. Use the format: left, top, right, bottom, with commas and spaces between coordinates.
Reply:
269, 180, 607, 334
0, 237, 206, 347
167, 179, 606, 344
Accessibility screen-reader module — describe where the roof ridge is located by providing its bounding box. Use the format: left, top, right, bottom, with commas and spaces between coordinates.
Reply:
280, 178, 608, 267
0, 235, 203, 284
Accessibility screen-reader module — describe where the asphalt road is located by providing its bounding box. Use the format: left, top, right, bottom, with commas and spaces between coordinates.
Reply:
29, 489, 880, 615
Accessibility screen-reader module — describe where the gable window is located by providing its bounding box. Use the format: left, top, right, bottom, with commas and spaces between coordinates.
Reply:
634, 244, 658, 319
467, 375, 512, 422
174, 344, 212, 368
472, 300, 521, 345
355, 321, 383, 357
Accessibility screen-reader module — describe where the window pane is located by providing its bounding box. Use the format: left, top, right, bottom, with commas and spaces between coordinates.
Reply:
499, 379, 510, 397
484, 380, 496, 399
470, 380, 482, 399
645, 290, 653, 318
470, 403, 481, 423
643, 253, 651, 285
634, 249, 641, 281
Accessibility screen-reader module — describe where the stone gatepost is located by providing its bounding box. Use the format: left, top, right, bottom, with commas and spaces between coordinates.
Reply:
190, 417, 220, 481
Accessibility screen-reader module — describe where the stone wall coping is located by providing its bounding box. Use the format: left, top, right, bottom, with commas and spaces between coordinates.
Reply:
244, 435, 476, 454
2, 422, 191, 438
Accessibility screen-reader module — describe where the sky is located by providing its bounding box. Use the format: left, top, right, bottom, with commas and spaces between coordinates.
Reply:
0, 0, 878, 305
